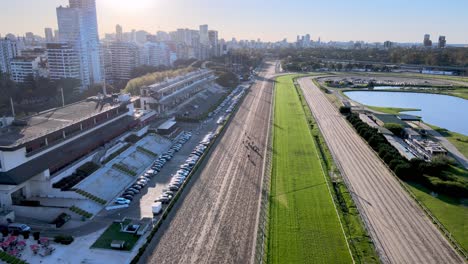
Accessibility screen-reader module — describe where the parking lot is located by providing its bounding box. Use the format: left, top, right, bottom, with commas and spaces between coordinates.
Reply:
100, 86, 247, 221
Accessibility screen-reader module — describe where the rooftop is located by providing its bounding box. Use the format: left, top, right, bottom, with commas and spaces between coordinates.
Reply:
373, 114, 409, 127
0, 97, 125, 149
158, 119, 177, 130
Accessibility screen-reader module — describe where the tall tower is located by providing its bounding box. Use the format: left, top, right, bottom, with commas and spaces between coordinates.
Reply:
56, 0, 102, 88
44, 28, 54, 43
199, 24, 209, 45
116, 24, 123, 41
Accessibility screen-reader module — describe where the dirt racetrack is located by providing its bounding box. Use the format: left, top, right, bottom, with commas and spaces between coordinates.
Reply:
298, 77, 463, 264
139, 62, 275, 264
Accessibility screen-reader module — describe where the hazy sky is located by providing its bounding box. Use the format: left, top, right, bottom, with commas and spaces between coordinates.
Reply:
1, 0, 467, 43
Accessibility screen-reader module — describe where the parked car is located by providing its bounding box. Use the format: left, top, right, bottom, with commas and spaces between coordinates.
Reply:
123, 190, 136, 196
8, 223, 31, 233
152, 202, 162, 215
132, 185, 143, 190
123, 195, 134, 201
168, 185, 179, 191
155, 196, 170, 204
115, 198, 130, 204
164, 190, 174, 196
127, 188, 140, 193
50, 213, 71, 228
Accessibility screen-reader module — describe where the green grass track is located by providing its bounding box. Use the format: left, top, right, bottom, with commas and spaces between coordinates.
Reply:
267, 75, 353, 263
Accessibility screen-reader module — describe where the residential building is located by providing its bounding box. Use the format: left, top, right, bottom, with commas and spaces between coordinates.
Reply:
9, 55, 47, 83
116, 24, 123, 41
208, 30, 219, 57
102, 41, 139, 82
438, 36, 446, 48
0, 38, 20, 74
142, 41, 175, 67
199, 24, 209, 45
56, 0, 103, 88
384, 40, 393, 49
46, 42, 81, 80
423, 34, 432, 47
44, 28, 54, 43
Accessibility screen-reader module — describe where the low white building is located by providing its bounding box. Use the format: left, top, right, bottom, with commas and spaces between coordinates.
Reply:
9, 55, 48, 82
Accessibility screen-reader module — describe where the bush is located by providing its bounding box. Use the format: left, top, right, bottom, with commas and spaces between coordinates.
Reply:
54, 235, 74, 245
339, 106, 351, 114
394, 163, 412, 179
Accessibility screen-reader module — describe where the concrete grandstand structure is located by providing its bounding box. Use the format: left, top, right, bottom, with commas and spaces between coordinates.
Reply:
140, 69, 216, 114
0, 94, 141, 210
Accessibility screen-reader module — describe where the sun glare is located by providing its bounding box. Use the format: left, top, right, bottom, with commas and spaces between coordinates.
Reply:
104, 0, 153, 11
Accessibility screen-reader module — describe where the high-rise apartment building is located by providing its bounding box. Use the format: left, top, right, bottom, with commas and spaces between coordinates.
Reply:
46, 42, 81, 80
423, 34, 432, 47
208, 30, 219, 57
103, 41, 140, 82
56, 0, 102, 88
438, 36, 446, 48
199, 24, 209, 45
116, 24, 123, 41
0, 38, 20, 74
44, 28, 54, 43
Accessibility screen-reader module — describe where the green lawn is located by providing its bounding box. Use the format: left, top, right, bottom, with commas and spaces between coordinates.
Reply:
267, 75, 352, 264
406, 183, 468, 252
426, 123, 468, 158
91, 220, 141, 251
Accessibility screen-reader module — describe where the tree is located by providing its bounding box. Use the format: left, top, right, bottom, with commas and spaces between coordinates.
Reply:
394, 163, 412, 179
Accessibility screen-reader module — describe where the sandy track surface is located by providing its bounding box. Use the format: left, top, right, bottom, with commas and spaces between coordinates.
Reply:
140, 62, 275, 264
298, 77, 463, 264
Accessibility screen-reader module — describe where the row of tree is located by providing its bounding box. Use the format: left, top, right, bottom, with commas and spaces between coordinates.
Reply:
277, 47, 468, 67
346, 113, 467, 198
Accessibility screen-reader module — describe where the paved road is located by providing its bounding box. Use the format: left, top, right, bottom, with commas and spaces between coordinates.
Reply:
139, 62, 275, 264
298, 77, 463, 264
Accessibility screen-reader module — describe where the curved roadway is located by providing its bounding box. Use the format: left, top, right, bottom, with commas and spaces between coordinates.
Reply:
298, 77, 463, 264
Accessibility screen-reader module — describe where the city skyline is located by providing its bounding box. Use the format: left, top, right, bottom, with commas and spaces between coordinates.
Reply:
1, 0, 468, 43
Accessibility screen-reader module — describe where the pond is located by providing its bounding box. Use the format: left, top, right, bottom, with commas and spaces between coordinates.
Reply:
344, 91, 468, 135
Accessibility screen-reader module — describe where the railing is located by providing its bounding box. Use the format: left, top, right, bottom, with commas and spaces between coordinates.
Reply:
253, 77, 275, 264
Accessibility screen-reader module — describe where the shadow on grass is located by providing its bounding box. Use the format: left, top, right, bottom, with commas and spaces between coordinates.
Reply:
406, 181, 466, 206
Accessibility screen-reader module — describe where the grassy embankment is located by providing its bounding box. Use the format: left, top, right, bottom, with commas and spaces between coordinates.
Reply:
268, 75, 359, 263
406, 183, 468, 252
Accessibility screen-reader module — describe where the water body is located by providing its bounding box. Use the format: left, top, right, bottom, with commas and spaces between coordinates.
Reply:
344, 91, 468, 135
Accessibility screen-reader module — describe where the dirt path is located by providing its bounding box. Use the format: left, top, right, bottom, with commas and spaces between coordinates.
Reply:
298, 77, 463, 264
139, 62, 275, 264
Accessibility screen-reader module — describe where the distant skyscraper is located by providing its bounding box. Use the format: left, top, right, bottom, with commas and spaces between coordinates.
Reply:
116, 24, 123, 41
423, 34, 432, 47
56, 0, 102, 88
199, 24, 209, 45
438, 36, 446, 48
0, 38, 20, 74
54, 30, 59, 41
44, 28, 54, 43
304, 34, 311, 46
208, 30, 219, 56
